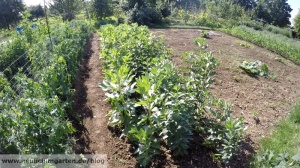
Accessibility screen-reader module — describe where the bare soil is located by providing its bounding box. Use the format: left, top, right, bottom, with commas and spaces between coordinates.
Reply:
151, 29, 300, 166
71, 33, 136, 168
71, 30, 300, 168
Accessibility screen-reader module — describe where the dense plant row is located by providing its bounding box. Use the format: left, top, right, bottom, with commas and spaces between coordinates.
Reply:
225, 25, 300, 65
99, 24, 245, 166
0, 19, 91, 154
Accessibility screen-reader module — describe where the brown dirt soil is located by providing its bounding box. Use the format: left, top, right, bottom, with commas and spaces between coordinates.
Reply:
71, 33, 137, 168
71, 30, 300, 168
151, 28, 300, 166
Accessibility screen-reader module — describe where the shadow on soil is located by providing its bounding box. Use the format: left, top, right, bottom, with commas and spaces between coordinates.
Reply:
69, 36, 95, 154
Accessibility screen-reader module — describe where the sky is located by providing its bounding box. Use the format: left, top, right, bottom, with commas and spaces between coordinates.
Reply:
288, 0, 300, 25
23, 0, 44, 6
23, 0, 299, 24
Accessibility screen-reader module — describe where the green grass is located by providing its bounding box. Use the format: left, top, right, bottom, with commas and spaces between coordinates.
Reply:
265, 25, 292, 38
226, 26, 300, 65
236, 40, 252, 48
260, 103, 300, 154
250, 102, 300, 166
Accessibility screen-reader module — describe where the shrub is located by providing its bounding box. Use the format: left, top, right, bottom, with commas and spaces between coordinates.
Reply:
158, 3, 171, 18
238, 20, 264, 30
294, 12, 300, 38
196, 13, 222, 28
126, 5, 162, 26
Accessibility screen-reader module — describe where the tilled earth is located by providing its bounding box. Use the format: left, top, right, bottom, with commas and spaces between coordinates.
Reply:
71, 30, 300, 168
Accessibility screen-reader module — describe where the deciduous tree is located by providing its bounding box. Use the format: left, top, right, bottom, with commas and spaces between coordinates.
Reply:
0, 0, 25, 29
49, 0, 82, 21
254, 0, 292, 27
294, 10, 300, 38
28, 5, 45, 20
92, 0, 113, 19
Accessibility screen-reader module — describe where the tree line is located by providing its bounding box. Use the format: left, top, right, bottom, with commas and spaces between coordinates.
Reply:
0, 0, 299, 36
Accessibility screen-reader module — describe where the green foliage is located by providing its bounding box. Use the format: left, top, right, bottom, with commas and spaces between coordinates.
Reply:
49, 0, 83, 21
238, 20, 264, 30
178, 9, 190, 24
156, 1, 171, 18
206, 0, 246, 21
94, 18, 117, 28
99, 24, 245, 166
294, 11, 300, 38
0, 19, 91, 154
92, 0, 113, 19
251, 103, 300, 167
236, 40, 252, 48
203, 99, 245, 164
0, 0, 25, 29
232, 0, 256, 10
240, 60, 269, 78
126, 4, 162, 26
254, 0, 292, 27
265, 24, 292, 38
129, 126, 160, 167
196, 13, 222, 28
253, 150, 300, 167
195, 0, 250, 29
28, 5, 45, 20
228, 26, 300, 65
200, 30, 209, 38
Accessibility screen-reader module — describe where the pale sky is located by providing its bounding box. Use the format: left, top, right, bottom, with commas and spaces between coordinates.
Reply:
23, 0, 299, 24
288, 0, 300, 25
23, 0, 44, 6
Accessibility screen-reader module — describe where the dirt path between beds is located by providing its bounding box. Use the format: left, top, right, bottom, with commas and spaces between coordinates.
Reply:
71, 33, 136, 168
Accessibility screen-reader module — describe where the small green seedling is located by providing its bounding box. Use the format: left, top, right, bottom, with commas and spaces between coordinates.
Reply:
236, 40, 252, 48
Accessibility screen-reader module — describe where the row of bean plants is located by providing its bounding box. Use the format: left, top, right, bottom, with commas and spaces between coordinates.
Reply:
225, 25, 300, 65
99, 24, 245, 166
0, 18, 91, 154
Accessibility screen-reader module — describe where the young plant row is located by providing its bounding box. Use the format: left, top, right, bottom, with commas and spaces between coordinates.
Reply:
0, 19, 91, 154
226, 25, 300, 65
99, 24, 245, 166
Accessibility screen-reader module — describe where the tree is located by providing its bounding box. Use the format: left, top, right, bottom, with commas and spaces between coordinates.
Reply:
254, 0, 292, 27
269, 0, 291, 27
120, 0, 166, 26
28, 5, 45, 20
0, 0, 25, 29
294, 10, 300, 38
92, 0, 113, 19
232, 0, 256, 10
49, 0, 83, 21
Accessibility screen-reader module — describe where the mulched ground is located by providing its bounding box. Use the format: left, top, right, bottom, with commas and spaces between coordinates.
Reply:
70, 30, 300, 168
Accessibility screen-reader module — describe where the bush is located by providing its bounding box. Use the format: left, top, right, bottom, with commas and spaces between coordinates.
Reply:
94, 18, 117, 28
117, 17, 125, 24
126, 4, 162, 26
62, 12, 75, 22
158, 3, 171, 18
195, 14, 222, 28
294, 12, 300, 38
238, 20, 264, 30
